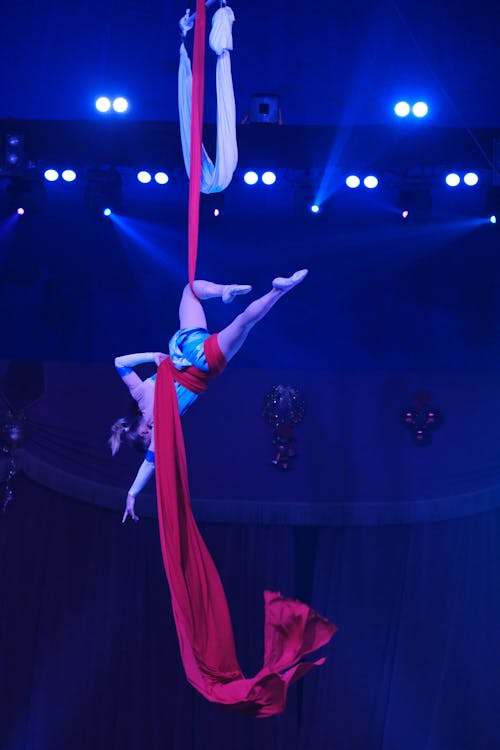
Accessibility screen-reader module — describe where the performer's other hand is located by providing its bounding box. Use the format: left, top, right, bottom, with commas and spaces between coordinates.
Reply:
154, 352, 167, 367
122, 494, 139, 523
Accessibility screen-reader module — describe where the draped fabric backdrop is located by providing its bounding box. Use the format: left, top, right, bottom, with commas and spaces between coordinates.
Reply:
0, 474, 498, 750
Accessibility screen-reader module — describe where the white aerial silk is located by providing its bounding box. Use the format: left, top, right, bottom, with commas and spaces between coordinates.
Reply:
178, 5, 238, 193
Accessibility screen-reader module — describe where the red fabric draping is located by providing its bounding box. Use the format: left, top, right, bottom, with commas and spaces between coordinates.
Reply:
154, 334, 337, 717
187, 0, 206, 292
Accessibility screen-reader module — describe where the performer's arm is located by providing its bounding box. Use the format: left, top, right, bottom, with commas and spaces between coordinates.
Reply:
122, 449, 155, 523
114, 352, 166, 396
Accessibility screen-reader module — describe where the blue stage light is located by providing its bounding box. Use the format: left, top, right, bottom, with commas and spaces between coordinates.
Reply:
345, 175, 360, 188
113, 97, 129, 113
364, 176, 378, 189
154, 172, 169, 185
310, 204, 320, 214
243, 171, 258, 185
261, 171, 276, 185
137, 171, 152, 184
445, 173, 460, 187
62, 170, 77, 182
463, 172, 479, 186
412, 101, 428, 117
103, 208, 112, 216
16, 207, 25, 215
44, 169, 59, 182
490, 215, 497, 224
402, 210, 409, 219
394, 101, 411, 117
96, 97, 111, 113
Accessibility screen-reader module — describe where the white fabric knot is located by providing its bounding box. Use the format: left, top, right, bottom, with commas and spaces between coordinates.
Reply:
209, 6, 235, 55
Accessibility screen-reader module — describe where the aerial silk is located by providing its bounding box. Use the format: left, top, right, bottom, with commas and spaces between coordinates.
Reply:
153, 0, 337, 717
154, 335, 337, 717
179, 1, 238, 288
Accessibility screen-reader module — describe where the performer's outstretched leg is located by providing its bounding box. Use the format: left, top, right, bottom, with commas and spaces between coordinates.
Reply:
178, 280, 252, 329
217, 269, 308, 362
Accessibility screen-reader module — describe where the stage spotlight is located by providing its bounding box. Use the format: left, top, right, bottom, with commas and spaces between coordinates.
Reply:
84, 165, 122, 216
96, 97, 111, 113
485, 187, 500, 222
137, 171, 152, 184
61, 169, 77, 182
154, 172, 169, 185
364, 176, 378, 189
412, 101, 428, 117
200, 191, 224, 220
261, 171, 276, 185
4, 132, 25, 171
243, 171, 259, 185
463, 172, 479, 186
16, 208, 25, 216
6, 173, 46, 214
103, 208, 112, 216
397, 186, 432, 220
310, 204, 320, 214
113, 97, 129, 113
394, 101, 410, 117
44, 169, 59, 182
445, 173, 460, 187
345, 175, 360, 188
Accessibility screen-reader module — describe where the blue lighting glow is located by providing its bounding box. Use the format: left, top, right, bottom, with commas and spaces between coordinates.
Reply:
62, 169, 77, 182
445, 173, 460, 187
243, 171, 259, 185
154, 172, 169, 185
261, 171, 276, 185
463, 172, 479, 186
103, 208, 112, 216
310, 204, 320, 214
412, 101, 429, 117
137, 171, 152, 184
490, 215, 497, 224
345, 175, 360, 188
364, 175, 379, 189
96, 97, 111, 113
17, 207, 25, 215
44, 169, 59, 182
394, 101, 411, 117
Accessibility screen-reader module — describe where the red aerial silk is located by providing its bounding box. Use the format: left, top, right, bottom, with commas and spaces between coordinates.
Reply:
153, 335, 337, 717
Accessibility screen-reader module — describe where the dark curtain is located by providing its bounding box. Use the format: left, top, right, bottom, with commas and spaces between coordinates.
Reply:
1, 475, 498, 750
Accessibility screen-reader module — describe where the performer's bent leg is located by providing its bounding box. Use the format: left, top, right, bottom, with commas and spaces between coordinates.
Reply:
179, 281, 253, 329
217, 269, 308, 362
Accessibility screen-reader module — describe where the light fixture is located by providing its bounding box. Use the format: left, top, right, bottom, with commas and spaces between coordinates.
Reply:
394, 101, 411, 117
261, 171, 277, 185
243, 171, 259, 185
154, 172, 169, 185
84, 165, 122, 215
112, 97, 129, 113
345, 175, 360, 188
95, 97, 111, 113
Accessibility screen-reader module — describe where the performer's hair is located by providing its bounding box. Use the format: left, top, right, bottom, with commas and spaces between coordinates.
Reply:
109, 415, 147, 455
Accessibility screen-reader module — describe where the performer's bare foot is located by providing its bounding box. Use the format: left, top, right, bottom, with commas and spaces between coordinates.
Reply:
272, 269, 309, 292
222, 284, 253, 303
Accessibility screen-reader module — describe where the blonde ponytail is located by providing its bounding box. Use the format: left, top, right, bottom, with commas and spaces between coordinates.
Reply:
109, 418, 129, 455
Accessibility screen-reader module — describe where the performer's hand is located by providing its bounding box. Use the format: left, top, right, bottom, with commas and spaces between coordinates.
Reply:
153, 352, 167, 367
122, 494, 139, 523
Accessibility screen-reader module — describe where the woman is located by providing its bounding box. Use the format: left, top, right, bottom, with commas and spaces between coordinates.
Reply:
110, 270, 308, 522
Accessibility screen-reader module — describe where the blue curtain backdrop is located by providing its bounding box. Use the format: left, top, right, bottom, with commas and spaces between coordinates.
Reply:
0, 475, 498, 750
